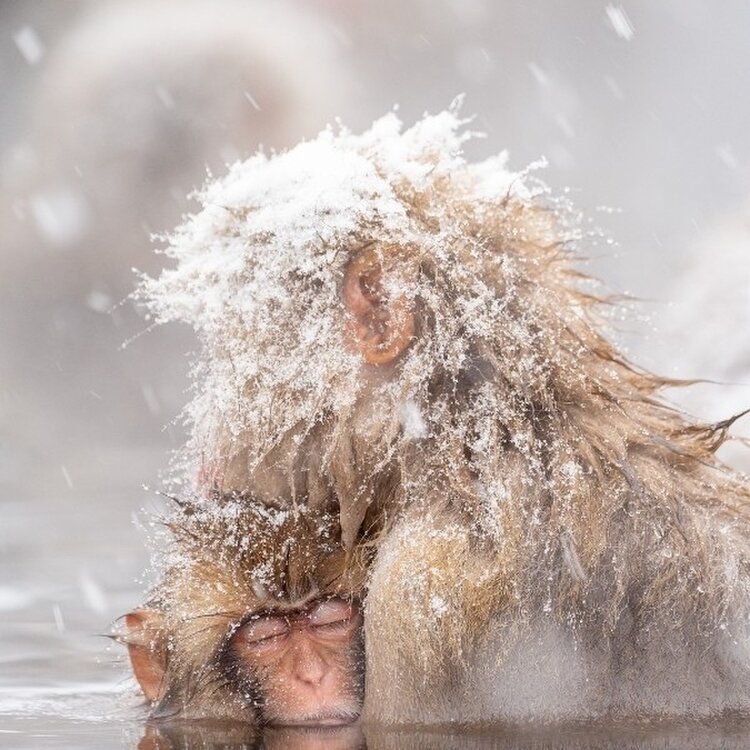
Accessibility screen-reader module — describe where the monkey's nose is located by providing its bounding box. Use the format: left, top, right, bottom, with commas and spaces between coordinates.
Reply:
290, 641, 327, 686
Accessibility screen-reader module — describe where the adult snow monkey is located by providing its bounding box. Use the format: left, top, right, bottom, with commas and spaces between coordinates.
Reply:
125, 106, 750, 724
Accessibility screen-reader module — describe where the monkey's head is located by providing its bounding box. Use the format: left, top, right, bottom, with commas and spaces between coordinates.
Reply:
120, 493, 367, 724
138, 103, 595, 547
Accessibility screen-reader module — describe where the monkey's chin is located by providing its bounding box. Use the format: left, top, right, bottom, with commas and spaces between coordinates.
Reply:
281, 716, 357, 727
266, 707, 361, 728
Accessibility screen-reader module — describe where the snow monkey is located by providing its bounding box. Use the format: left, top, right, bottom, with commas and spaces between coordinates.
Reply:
126, 104, 750, 724
120, 492, 368, 724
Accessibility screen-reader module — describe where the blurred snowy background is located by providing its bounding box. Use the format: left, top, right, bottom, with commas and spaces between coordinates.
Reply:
1, 0, 749, 744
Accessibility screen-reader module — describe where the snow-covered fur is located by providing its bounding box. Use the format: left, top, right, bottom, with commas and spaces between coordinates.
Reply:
140, 493, 366, 720
141, 106, 750, 722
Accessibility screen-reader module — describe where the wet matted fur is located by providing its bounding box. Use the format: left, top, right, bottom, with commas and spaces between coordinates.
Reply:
138, 106, 750, 722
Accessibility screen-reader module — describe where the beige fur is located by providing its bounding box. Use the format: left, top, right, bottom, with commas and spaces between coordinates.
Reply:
136, 494, 366, 719
137, 110, 750, 722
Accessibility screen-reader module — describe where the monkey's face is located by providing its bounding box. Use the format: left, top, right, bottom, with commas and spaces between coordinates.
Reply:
122, 597, 364, 725
230, 598, 364, 725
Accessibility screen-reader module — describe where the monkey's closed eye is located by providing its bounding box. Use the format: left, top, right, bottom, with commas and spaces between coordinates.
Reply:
308, 598, 357, 625
236, 615, 289, 649
308, 599, 360, 636
233, 599, 360, 654
245, 633, 286, 648
310, 618, 353, 635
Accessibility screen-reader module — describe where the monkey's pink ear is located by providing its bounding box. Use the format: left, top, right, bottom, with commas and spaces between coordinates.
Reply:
342, 247, 415, 365
123, 609, 168, 703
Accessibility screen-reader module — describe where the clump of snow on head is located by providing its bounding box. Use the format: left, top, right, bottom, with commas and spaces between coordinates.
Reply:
139, 105, 544, 494
140, 102, 641, 561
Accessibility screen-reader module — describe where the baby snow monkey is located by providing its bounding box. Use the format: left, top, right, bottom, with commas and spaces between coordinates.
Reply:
120, 493, 367, 725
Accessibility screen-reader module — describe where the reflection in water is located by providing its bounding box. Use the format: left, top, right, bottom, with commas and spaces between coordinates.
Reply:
5, 710, 750, 748
138, 721, 365, 749
137, 719, 750, 750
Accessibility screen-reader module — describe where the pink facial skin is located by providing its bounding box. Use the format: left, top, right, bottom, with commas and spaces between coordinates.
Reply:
231, 598, 364, 726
